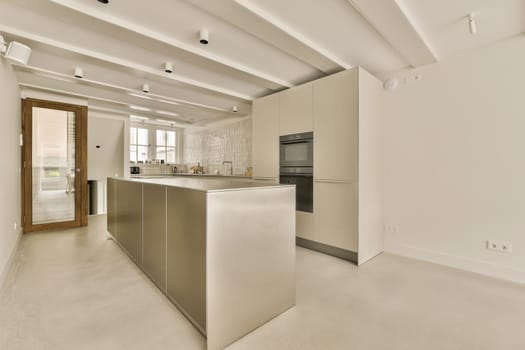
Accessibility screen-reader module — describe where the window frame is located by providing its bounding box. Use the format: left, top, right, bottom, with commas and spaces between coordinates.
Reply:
129, 122, 181, 164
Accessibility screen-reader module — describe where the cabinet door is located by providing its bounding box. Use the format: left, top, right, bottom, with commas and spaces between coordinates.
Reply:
252, 93, 279, 180
142, 184, 167, 291
313, 69, 358, 182
115, 181, 143, 264
279, 82, 313, 136
313, 181, 358, 252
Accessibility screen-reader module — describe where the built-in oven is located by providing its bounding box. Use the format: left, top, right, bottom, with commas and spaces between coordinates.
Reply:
279, 132, 313, 168
280, 132, 314, 213
280, 167, 313, 213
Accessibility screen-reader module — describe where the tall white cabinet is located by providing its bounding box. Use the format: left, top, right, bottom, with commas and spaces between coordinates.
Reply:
251, 67, 383, 265
252, 93, 279, 181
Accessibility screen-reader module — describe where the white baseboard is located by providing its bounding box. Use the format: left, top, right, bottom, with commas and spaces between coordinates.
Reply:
385, 241, 525, 285
0, 231, 23, 290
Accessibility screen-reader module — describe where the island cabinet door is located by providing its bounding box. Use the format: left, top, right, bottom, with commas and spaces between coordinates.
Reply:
142, 184, 167, 291
166, 187, 206, 333
106, 178, 116, 237
115, 181, 143, 265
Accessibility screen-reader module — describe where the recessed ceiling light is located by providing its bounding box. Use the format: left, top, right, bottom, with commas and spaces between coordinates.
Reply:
199, 28, 209, 45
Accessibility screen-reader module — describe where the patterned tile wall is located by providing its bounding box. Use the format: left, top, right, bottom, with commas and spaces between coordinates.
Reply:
183, 119, 252, 175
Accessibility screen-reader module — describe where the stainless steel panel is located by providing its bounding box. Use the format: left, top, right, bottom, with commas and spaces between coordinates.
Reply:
142, 184, 167, 291
106, 178, 116, 236
296, 237, 358, 263
166, 187, 206, 332
206, 187, 296, 350
115, 180, 143, 264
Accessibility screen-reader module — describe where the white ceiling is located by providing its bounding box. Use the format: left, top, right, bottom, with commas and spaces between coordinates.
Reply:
0, 0, 522, 125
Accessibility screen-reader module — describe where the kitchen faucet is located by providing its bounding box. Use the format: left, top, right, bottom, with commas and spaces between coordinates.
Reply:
222, 161, 233, 176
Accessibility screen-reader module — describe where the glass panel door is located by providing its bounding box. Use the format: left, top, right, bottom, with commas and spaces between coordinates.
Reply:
31, 107, 76, 224
22, 99, 88, 232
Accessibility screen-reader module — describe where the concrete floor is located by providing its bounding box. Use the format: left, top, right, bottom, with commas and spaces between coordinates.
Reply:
1, 215, 524, 350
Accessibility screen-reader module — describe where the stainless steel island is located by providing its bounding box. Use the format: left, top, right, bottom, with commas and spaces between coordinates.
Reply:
107, 177, 296, 350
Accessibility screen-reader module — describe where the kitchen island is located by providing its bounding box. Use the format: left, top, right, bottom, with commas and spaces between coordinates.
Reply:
107, 177, 296, 350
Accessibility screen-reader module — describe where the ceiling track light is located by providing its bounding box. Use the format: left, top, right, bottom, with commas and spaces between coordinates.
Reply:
468, 13, 477, 35
0, 35, 32, 65
199, 28, 209, 45
142, 83, 150, 93
164, 61, 173, 74
74, 67, 83, 79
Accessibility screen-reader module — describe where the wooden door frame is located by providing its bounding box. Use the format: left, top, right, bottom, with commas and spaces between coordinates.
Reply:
21, 98, 88, 233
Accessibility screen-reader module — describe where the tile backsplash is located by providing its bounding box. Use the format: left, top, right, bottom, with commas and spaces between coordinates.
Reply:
183, 119, 252, 175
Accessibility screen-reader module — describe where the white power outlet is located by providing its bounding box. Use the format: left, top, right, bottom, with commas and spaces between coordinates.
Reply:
487, 240, 512, 253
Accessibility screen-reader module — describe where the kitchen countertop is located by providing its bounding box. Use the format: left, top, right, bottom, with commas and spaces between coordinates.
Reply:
115, 176, 290, 193
132, 173, 251, 180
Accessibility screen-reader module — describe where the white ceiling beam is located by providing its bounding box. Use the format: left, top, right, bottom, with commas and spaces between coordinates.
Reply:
0, 25, 254, 101
347, 0, 438, 67
49, 0, 293, 89
18, 82, 192, 124
15, 71, 239, 121
14, 64, 237, 114
185, 0, 350, 74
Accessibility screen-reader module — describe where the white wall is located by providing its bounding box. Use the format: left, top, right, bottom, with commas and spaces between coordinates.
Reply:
88, 112, 126, 180
88, 111, 128, 214
384, 36, 525, 283
0, 59, 22, 283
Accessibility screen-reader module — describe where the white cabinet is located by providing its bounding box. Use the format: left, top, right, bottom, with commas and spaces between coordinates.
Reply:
252, 93, 279, 180
279, 82, 313, 136
251, 67, 383, 265
313, 181, 358, 252
313, 69, 358, 182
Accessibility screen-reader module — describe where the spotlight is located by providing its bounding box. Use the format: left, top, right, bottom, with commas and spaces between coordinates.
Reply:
97, 0, 110, 4
0, 36, 32, 65
164, 61, 173, 74
468, 13, 477, 35
74, 67, 84, 79
142, 83, 150, 93
199, 28, 209, 45
232, 105, 238, 113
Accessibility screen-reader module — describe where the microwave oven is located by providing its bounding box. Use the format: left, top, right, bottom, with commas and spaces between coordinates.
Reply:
279, 132, 313, 168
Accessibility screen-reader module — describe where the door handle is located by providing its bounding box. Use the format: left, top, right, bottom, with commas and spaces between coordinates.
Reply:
315, 179, 352, 184
76, 168, 81, 173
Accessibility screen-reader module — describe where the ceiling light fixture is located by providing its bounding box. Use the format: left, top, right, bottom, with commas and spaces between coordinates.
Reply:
468, 13, 477, 35
164, 62, 173, 74
130, 115, 148, 121
74, 67, 84, 79
0, 35, 32, 65
156, 110, 179, 117
129, 105, 150, 111
142, 83, 150, 93
97, 0, 110, 4
232, 106, 238, 113
199, 28, 209, 45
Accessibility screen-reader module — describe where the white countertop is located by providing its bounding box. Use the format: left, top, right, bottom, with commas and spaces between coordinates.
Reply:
113, 176, 289, 193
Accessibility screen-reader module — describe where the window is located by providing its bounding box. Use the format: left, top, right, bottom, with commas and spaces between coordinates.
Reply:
156, 129, 176, 163
130, 127, 149, 162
